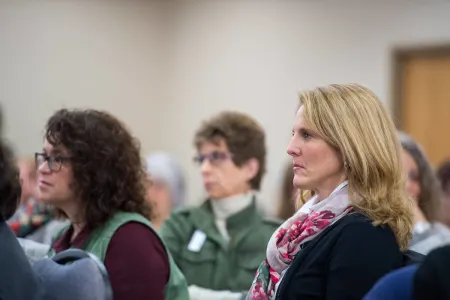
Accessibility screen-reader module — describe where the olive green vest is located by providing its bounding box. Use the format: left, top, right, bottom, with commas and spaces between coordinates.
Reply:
51, 211, 189, 300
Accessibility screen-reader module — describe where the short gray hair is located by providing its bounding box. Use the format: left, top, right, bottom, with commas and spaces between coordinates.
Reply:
145, 152, 185, 208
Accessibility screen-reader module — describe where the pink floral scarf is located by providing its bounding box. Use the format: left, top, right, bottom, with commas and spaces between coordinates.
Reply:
246, 182, 352, 300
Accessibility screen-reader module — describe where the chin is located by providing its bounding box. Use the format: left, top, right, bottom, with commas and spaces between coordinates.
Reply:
37, 194, 56, 205
207, 189, 228, 199
293, 177, 312, 190
208, 192, 223, 199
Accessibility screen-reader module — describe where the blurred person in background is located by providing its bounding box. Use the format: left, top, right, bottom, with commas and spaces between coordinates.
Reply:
39, 109, 188, 300
437, 161, 450, 227
7, 157, 51, 237
399, 132, 450, 255
247, 84, 413, 300
160, 111, 281, 300
8, 157, 68, 244
0, 139, 43, 299
145, 152, 186, 230
276, 163, 296, 220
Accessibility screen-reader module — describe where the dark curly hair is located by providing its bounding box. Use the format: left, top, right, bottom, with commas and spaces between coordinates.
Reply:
0, 140, 21, 221
194, 111, 266, 190
45, 109, 150, 229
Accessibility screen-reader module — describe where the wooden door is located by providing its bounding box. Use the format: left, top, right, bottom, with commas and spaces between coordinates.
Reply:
394, 47, 450, 167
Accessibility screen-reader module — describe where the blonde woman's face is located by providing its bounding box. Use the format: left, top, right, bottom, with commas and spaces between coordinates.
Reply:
401, 149, 421, 200
287, 106, 345, 198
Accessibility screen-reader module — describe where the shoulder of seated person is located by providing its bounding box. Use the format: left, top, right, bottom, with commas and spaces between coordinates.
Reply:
115, 221, 156, 236
167, 204, 202, 221
338, 212, 396, 235
261, 216, 284, 228
431, 222, 450, 235
340, 211, 374, 224
171, 204, 198, 214
112, 222, 167, 252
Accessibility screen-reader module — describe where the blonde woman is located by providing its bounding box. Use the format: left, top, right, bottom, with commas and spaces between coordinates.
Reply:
246, 84, 413, 300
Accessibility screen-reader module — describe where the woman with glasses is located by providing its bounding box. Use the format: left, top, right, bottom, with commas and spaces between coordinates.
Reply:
160, 111, 281, 300
37, 109, 188, 300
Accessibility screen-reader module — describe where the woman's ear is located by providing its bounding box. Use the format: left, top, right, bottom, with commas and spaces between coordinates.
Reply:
244, 158, 260, 182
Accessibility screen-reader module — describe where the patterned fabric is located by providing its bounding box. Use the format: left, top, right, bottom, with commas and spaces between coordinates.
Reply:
246, 182, 352, 300
7, 198, 52, 238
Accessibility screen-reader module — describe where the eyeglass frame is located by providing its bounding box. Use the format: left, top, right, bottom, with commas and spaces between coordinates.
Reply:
192, 151, 234, 166
35, 152, 71, 172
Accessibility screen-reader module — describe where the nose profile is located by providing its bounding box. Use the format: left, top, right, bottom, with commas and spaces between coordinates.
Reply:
200, 159, 213, 175
37, 160, 50, 174
287, 137, 300, 157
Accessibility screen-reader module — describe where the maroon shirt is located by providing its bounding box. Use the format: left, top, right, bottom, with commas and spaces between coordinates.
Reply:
52, 222, 169, 300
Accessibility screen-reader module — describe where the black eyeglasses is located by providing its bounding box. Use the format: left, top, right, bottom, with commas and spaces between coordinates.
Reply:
193, 151, 233, 166
35, 152, 70, 172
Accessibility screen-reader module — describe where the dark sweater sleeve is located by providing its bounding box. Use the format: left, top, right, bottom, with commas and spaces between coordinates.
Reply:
104, 222, 170, 300
326, 222, 402, 300
413, 245, 450, 300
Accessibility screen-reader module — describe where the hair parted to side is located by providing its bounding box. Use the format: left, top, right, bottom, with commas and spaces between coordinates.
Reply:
45, 109, 150, 229
0, 140, 21, 221
194, 111, 266, 190
297, 83, 413, 250
399, 132, 442, 222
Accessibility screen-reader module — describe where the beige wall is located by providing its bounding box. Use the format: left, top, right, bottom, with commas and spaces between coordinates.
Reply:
0, 1, 170, 156
164, 1, 450, 213
1, 1, 450, 214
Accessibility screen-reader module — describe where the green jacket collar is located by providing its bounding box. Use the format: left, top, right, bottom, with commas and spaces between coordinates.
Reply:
190, 197, 262, 250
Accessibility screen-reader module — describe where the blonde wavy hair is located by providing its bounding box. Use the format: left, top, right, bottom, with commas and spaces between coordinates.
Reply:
296, 83, 413, 250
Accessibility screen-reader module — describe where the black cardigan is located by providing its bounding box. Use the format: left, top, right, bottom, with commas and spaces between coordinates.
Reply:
276, 213, 403, 300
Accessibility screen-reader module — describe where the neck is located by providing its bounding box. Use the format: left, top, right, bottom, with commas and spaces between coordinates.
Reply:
150, 213, 168, 231
211, 191, 253, 220
72, 222, 85, 238
314, 179, 347, 202
61, 201, 85, 234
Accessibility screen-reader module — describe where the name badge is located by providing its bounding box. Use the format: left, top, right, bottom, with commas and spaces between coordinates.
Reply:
187, 230, 207, 252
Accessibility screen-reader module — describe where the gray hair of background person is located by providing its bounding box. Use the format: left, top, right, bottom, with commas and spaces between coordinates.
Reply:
398, 131, 442, 222
145, 152, 185, 208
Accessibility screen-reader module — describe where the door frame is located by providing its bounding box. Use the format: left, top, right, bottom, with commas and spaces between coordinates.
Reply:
391, 43, 450, 129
